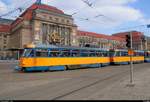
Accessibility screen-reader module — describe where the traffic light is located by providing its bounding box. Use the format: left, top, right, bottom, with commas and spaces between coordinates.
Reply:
147, 24, 150, 28
126, 34, 131, 48
142, 35, 146, 42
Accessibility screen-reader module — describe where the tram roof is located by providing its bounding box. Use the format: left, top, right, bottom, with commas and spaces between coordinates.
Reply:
27, 44, 109, 51
110, 49, 145, 53
110, 49, 128, 52
134, 50, 144, 53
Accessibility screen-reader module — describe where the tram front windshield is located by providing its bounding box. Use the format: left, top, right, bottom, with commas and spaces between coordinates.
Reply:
22, 49, 34, 57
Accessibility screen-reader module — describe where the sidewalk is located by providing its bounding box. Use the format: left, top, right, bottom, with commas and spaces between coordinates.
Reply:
88, 64, 150, 100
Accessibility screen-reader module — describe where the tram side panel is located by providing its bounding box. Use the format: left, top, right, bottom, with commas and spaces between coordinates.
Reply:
110, 57, 130, 65
132, 56, 144, 63
19, 57, 110, 72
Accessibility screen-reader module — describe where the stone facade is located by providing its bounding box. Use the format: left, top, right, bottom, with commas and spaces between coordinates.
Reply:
147, 37, 150, 50
0, 18, 13, 50
77, 31, 126, 49
0, 18, 13, 59
0, 32, 9, 50
9, 3, 78, 49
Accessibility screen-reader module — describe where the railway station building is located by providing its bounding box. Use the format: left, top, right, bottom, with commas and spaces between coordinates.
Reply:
9, 2, 78, 50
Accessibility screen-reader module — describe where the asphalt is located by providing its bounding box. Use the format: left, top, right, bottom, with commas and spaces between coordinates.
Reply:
0, 62, 150, 100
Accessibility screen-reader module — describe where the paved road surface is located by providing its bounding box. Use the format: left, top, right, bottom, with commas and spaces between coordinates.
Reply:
0, 63, 150, 100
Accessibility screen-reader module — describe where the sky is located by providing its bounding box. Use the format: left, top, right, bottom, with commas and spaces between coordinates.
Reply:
0, 0, 150, 36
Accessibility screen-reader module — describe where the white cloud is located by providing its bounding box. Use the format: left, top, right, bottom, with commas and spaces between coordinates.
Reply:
0, 0, 36, 19
42, 0, 143, 32
0, 0, 8, 15
93, 0, 137, 6
0, 0, 148, 34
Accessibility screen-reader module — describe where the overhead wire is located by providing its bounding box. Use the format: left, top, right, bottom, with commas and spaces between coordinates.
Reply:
0, 0, 35, 18
85, 0, 114, 22
117, 24, 147, 31
70, 0, 99, 16
74, 16, 106, 25
72, 0, 114, 26
0, 0, 111, 26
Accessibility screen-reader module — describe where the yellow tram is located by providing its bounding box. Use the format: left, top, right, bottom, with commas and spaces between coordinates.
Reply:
109, 49, 144, 65
15, 44, 149, 72
16, 44, 110, 72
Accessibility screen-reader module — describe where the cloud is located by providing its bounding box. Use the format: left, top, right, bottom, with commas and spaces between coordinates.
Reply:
42, 0, 143, 32
0, 0, 36, 19
0, 0, 8, 15
0, 0, 147, 34
93, 0, 137, 6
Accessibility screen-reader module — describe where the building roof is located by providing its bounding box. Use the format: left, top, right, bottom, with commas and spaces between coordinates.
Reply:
112, 31, 143, 37
0, 24, 11, 33
11, 3, 65, 29
112, 31, 144, 41
31, 3, 64, 14
0, 18, 13, 25
78, 30, 125, 42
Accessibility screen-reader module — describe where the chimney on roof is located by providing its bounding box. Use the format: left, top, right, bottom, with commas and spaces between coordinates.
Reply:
35, 0, 42, 5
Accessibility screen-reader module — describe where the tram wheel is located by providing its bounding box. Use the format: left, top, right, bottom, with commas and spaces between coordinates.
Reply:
65, 66, 69, 70
21, 68, 26, 72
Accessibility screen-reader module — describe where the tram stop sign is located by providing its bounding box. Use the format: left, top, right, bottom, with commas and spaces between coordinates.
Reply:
128, 49, 134, 56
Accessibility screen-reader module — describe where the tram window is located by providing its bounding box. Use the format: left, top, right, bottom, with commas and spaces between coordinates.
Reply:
134, 52, 140, 56
99, 52, 104, 57
103, 52, 108, 57
122, 52, 128, 56
50, 50, 60, 57
141, 53, 144, 56
120, 52, 122, 56
71, 50, 80, 57
145, 53, 148, 57
36, 49, 48, 57
80, 50, 89, 57
145, 52, 148, 57
148, 53, 150, 57
89, 51, 96, 57
115, 52, 121, 56
96, 52, 101, 57
142, 53, 144, 56
134, 52, 137, 56
109, 51, 115, 57
59, 50, 70, 57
